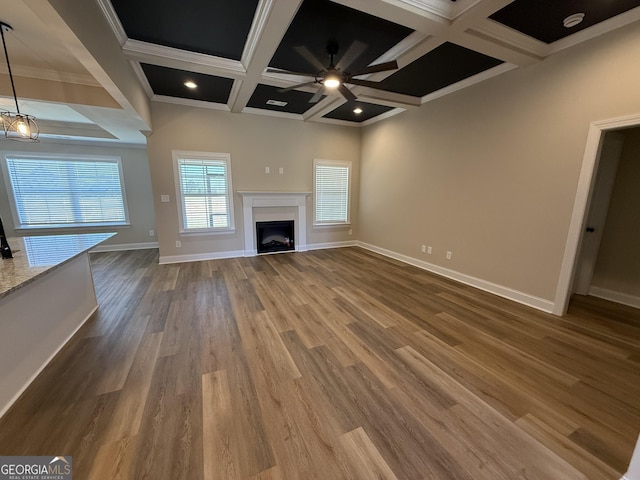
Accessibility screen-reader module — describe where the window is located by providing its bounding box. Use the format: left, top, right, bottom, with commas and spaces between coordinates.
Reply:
2, 154, 129, 229
174, 151, 234, 233
314, 159, 351, 225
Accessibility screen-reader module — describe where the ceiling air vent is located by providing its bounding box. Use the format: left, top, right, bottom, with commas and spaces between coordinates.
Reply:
266, 99, 288, 107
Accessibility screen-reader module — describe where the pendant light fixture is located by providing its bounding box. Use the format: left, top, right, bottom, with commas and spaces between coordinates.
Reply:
0, 21, 38, 142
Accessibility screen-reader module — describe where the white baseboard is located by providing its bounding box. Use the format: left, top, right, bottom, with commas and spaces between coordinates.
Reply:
589, 286, 640, 309
357, 241, 555, 314
307, 240, 357, 251
91, 241, 159, 252
159, 249, 245, 265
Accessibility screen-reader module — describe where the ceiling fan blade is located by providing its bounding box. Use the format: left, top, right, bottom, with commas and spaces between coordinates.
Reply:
338, 84, 357, 102
309, 87, 326, 103
278, 81, 318, 93
335, 40, 367, 71
294, 45, 327, 72
266, 68, 317, 77
346, 78, 387, 89
349, 60, 398, 77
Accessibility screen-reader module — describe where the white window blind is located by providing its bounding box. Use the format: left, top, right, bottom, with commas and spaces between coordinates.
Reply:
4, 155, 128, 229
175, 153, 234, 232
314, 160, 351, 225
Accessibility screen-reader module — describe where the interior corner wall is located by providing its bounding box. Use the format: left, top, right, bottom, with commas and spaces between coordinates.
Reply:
358, 22, 640, 304
590, 127, 640, 298
146, 102, 360, 260
0, 142, 156, 248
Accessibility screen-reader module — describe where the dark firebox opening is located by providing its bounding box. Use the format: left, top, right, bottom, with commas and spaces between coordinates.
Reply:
256, 220, 294, 254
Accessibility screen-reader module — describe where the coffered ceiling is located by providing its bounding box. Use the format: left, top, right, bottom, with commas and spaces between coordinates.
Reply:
1, 0, 639, 142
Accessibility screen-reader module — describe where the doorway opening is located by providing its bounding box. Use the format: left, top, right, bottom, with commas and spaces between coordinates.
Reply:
554, 113, 640, 315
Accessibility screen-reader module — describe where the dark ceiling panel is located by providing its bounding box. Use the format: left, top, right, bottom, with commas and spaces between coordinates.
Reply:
323, 100, 394, 123
379, 42, 503, 97
247, 84, 323, 115
490, 0, 640, 44
270, 0, 413, 75
141, 64, 234, 104
111, 0, 259, 59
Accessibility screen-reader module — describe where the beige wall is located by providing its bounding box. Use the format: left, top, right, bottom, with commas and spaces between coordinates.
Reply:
0, 142, 156, 247
146, 102, 360, 259
359, 22, 640, 301
591, 127, 640, 297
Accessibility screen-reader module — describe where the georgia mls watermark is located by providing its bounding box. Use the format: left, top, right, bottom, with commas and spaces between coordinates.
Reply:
0, 456, 72, 480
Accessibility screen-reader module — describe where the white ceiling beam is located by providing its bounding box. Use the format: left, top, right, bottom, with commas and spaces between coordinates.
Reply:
122, 39, 246, 79
229, 0, 303, 113
331, 0, 449, 33
24, 0, 152, 135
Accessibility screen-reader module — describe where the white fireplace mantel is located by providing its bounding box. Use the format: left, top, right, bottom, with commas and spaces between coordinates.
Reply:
237, 191, 311, 256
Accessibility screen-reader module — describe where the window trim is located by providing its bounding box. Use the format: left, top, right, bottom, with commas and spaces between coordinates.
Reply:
172, 150, 235, 235
1, 152, 130, 230
313, 158, 352, 227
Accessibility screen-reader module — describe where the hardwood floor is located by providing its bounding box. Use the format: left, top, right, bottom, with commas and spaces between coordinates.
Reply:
0, 247, 638, 479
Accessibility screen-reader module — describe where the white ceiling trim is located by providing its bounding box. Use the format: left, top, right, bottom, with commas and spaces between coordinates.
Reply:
129, 61, 154, 98
420, 61, 516, 104
361, 107, 406, 126
96, 0, 127, 47
241, 106, 303, 121
231, 0, 303, 113
548, 6, 640, 55
152, 94, 231, 112
0, 65, 100, 87
122, 39, 247, 79
470, 20, 549, 58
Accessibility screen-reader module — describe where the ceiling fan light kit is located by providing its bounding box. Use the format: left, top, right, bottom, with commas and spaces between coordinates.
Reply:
269, 40, 399, 103
0, 21, 39, 142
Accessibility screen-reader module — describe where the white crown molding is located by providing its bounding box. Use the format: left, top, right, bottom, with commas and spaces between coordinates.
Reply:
549, 6, 640, 55
0, 65, 100, 87
421, 62, 517, 104
241, 106, 303, 121
152, 95, 230, 112
96, 0, 128, 47
471, 19, 550, 58
361, 107, 406, 126
129, 61, 154, 98
312, 117, 361, 128
122, 39, 246, 79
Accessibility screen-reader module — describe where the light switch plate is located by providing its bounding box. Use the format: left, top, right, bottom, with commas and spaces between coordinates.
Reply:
160, 195, 170, 203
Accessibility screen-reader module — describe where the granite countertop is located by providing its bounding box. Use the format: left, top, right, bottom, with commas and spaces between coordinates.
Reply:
0, 232, 115, 299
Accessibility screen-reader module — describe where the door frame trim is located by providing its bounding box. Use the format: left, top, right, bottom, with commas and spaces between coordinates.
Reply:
553, 113, 640, 315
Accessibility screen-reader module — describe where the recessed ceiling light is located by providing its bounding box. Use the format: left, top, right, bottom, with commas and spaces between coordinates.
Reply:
266, 99, 288, 107
184, 81, 197, 89
563, 13, 585, 28
353, 107, 363, 114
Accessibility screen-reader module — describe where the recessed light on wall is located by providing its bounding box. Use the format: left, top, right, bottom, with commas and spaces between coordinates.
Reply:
353, 107, 363, 114
184, 81, 197, 89
563, 13, 585, 28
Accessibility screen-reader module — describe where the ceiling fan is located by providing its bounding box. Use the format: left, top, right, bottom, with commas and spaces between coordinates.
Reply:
267, 40, 398, 103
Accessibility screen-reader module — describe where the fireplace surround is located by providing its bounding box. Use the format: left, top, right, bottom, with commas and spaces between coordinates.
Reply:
238, 191, 310, 256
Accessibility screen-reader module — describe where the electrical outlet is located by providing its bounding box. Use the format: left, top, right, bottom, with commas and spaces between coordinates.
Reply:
265, 166, 270, 174
421, 245, 426, 253
348, 229, 353, 235
160, 194, 170, 203
175, 240, 182, 248
279, 167, 284, 175
427, 246, 432, 254
446, 251, 452, 260
149, 229, 155, 237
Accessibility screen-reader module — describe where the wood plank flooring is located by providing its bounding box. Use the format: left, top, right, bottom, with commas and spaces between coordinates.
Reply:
0, 247, 638, 479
